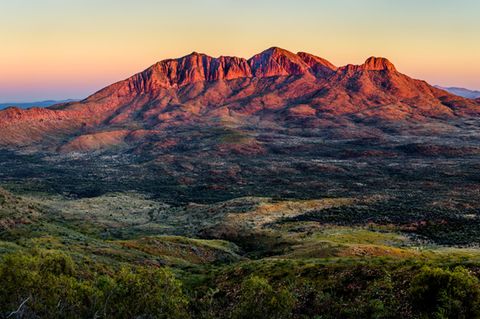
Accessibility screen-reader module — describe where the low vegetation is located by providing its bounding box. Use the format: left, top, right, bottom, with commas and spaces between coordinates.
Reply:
3, 250, 480, 318
2, 127, 480, 318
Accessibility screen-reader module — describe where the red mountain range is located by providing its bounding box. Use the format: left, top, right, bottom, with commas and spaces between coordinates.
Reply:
0, 47, 478, 152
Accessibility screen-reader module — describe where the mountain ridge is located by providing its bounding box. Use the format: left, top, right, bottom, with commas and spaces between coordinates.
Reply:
83, 48, 410, 98
0, 47, 478, 152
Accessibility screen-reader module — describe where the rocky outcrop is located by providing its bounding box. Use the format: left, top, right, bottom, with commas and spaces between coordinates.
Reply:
59, 130, 131, 153
94, 47, 337, 97
248, 47, 312, 77
297, 52, 337, 76
361, 57, 397, 71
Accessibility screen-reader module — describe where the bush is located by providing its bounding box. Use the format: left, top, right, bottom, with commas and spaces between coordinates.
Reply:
233, 276, 295, 319
0, 251, 189, 319
104, 265, 189, 319
0, 251, 100, 318
409, 266, 480, 319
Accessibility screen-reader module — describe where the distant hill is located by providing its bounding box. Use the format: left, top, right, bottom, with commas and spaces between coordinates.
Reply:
0, 99, 78, 110
435, 86, 480, 99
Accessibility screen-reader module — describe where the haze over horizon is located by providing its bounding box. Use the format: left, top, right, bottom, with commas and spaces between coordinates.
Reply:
1, 0, 479, 102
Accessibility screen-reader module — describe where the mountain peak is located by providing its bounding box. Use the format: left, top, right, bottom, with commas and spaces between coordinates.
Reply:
263, 46, 295, 55
297, 52, 336, 70
248, 47, 310, 77
185, 51, 209, 58
296, 52, 337, 76
362, 57, 396, 71
109, 49, 405, 95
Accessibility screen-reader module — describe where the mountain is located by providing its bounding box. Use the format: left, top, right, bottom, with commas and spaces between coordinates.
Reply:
0, 99, 78, 110
434, 86, 480, 99
0, 47, 478, 152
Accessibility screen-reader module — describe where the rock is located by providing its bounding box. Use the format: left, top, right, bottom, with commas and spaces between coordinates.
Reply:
248, 47, 311, 77
361, 57, 397, 71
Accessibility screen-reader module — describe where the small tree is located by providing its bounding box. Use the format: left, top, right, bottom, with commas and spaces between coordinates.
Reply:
409, 266, 480, 319
0, 251, 101, 318
233, 276, 295, 319
104, 265, 189, 319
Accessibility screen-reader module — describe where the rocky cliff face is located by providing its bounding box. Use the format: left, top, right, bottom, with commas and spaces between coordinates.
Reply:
0, 47, 478, 152
361, 57, 397, 71
100, 47, 336, 96
248, 47, 313, 77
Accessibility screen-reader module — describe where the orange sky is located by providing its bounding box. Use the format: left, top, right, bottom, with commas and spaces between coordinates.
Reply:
1, 0, 479, 101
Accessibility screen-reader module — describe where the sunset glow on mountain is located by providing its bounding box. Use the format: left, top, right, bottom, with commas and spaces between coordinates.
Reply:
1, 0, 479, 101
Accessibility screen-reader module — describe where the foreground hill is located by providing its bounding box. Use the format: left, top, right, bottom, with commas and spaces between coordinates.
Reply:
0, 47, 478, 152
3, 180, 480, 318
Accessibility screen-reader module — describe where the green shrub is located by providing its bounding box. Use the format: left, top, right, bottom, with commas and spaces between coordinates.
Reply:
0, 251, 101, 318
233, 276, 295, 319
409, 266, 480, 319
104, 265, 189, 319
0, 251, 189, 319
39, 251, 76, 276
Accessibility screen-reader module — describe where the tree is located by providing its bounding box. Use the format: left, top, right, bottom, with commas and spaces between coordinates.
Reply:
409, 266, 480, 319
0, 251, 101, 319
233, 276, 295, 319
104, 265, 189, 319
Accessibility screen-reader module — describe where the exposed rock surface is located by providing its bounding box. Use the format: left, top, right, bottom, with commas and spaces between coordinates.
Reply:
0, 47, 478, 152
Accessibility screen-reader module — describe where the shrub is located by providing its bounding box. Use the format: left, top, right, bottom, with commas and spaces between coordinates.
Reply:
233, 276, 295, 319
0, 251, 100, 318
0, 251, 189, 319
409, 266, 480, 319
104, 265, 189, 319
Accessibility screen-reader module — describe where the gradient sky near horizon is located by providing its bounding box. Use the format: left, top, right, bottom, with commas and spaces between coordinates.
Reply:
1, 0, 479, 102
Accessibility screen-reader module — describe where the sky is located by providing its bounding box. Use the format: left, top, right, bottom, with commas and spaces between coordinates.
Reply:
1, 0, 479, 102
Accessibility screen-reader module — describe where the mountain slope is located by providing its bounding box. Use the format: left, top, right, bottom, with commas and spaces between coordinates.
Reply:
0, 47, 478, 152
